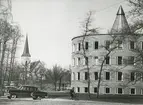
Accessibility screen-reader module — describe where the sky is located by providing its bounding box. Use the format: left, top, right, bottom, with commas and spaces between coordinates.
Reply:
9, 0, 131, 68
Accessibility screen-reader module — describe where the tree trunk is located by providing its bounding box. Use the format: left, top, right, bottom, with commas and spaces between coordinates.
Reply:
97, 55, 109, 98
87, 68, 91, 99
54, 82, 57, 91
40, 75, 42, 89
0, 40, 7, 95
97, 62, 104, 98
4, 47, 10, 85
58, 78, 62, 91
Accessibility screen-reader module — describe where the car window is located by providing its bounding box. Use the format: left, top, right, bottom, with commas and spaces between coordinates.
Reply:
35, 88, 38, 91
29, 87, 33, 91
18, 86, 38, 91
23, 87, 26, 90
19, 86, 23, 90
25, 87, 28, 91
21, 87, 27, 90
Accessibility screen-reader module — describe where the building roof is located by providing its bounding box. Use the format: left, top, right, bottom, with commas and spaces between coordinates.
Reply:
110, 5, 131, 34
21, 35, 31, 57
30, 60, 41, 72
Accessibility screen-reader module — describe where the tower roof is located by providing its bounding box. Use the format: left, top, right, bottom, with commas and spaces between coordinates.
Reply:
21, 35, 31, 57
111, 6, 131, 34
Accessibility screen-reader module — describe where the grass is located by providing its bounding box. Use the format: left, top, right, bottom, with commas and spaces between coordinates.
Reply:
47, 91, 143, 104
1, 90, 143, 104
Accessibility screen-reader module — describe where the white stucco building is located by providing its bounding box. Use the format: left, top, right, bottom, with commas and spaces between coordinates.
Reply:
71, 6, 143, 95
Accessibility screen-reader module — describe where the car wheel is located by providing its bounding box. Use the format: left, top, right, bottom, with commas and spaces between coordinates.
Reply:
31, 92, 34, 97
12, 95, 17, 98
45, 95, 48, 98
32, 96, 38, 100
7, 93, 13, 99
7, 95, 11, 99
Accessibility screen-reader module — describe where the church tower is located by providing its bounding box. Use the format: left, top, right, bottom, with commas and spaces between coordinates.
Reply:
21, 34, 31, 65
21, 34, 31, 84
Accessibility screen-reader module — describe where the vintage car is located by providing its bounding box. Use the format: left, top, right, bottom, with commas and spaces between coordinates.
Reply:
4, 86, 18, 92
7, 85, 48, 100
4, 86, 18, 96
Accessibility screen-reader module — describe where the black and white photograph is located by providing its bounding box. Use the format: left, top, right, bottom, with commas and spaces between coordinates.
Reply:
0, 0, 143, 105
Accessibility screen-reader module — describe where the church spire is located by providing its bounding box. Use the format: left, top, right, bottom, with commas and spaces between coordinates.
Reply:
111, 5, 131, 34
21, 34, 31, 57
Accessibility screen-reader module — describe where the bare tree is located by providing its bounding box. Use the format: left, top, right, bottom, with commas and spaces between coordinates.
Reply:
0, 20, 13, 93
127, 0, 143, 33
96, 34, 127, 98
117, 35, 143, 87
8, 25, 22, 85
45, 64, 70, 91
0, 0, 22, 95
58, 69, 71, 91
75, 11, 99, 99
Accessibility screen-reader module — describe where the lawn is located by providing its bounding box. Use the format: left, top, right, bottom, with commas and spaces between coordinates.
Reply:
47, 91, 143, 104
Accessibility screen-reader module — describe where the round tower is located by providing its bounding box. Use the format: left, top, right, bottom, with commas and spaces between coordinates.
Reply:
71, 6, 143, 95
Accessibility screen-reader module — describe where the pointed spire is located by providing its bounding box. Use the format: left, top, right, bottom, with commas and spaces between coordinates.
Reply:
111, 5, 131, 34
21, 34, 31, 57
117, 5, 125, 15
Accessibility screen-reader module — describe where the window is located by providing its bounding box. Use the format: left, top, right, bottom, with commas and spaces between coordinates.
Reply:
141, 73, 143, 81
135, 72, 143, 81
141, 89, 143, 95
105, 56, 110, 65
117, 41, 123, 49
72, 44, 76, 52
77, 72, 80, 80
117, 88, 123, 94
86, 57, 88, 65
94, 41, 98, 49
141, 42, 143, 50
106, 41, 110, 49
117, 72, 123, 81
72, 72, 75, 80
85, 72, 88, 80
25, 61, 28, 66
131, 72, 135, 81
94, 56, 98, 65
85, 42, 88, 50
141, 58, 143, 65
130, 88, 136, 94
105, 88, 110, 94
85, 87, 88, 93
72, 58, 75, 66
128, 56, 134, 65
29, 87, 33, 91
83, 57, 88, 65
105, 72, 110, 80
77, 57, 81, 65
130, 41, 135, 49
77, 87, 80, 92
94, 72, 98, 80
78, 43, 81, 51
118, 56, 122, 65
94, 87, 97, 93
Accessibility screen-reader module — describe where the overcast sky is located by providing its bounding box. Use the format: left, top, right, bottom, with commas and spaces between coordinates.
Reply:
11, 0, 130, 68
